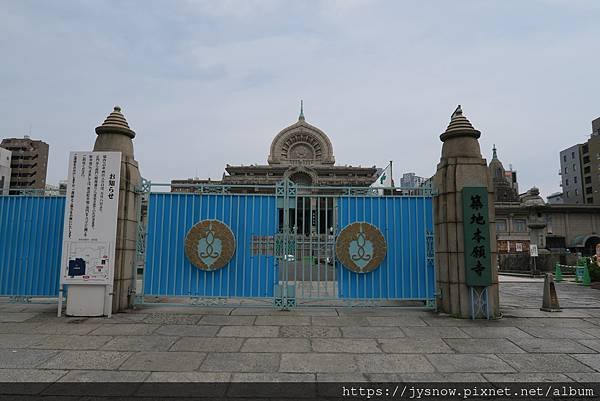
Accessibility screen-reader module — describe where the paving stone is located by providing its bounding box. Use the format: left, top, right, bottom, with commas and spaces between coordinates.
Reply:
519, 327, 596, 339
379, 338, 453, 354
38, 350, 131, 370
254, 316, 310, 326
0, 334, 48, 348
0, 322, 44, 334
576, 339, 600, 352
312, 316, 369, 326
498, 354, 593, 373
366, 316, 427, 327
28, 335, 112, 350
316, 373, 368, 381
444, 338, 525, 353
0, 368, 67, 382
460, 326, 534, 339
142, 314, 202, 325
363, 373, 401, 381
155, 324, 219, 337
230, 308, 282, 316
231, 373, 315, 382
171, 337, 243, 352
197, 315, 255, 326
483, 373, 572, 382
584, 318, 600, 326
341, 326, 404, 338
582, 328, 600, 338
201, 353, 279, 372
569, 354, 600, 371
89, 324, 159, 336
422, 317, 485, 327
356, 354, 434, 373
58, 370, 150, 382
426, 354, 516, 373
120, 351, 205, 371
402, 327, 469, 339
281, 308, 338, 317
145, 372, 231, 382
137, 306, 233, 315
0, 313, 39, 322
280, 353, 357, 373
566, 372, 600, 382
0, 349, 58, 368
280, 326, 341, 338
217, 326, 279, 337
32, 323, 102, 335
337, 308, 429, 317
242, 338, 310, 353
509, 318, 598, 328
511, 338, 596, 353
100, 336, 177, 351
312, 339, 380, 353
399, 372, 487, 382
506, 309, 592, 318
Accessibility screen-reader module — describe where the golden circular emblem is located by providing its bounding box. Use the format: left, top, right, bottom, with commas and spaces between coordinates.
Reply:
336, 222, 387, 273
184, 220, 236, 271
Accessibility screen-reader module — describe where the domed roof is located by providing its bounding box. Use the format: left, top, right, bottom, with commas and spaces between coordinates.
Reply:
440, 105, 481, 142
95, 106, 135, 138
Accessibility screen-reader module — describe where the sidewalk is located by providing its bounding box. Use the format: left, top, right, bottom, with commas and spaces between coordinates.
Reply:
1, 277, 599, 383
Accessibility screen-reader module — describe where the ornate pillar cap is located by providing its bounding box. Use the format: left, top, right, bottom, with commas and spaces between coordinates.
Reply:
95, 106, 136, 138
440, 105, 480, 142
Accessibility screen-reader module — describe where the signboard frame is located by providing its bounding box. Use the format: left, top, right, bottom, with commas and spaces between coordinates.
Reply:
462, 187, 492, 287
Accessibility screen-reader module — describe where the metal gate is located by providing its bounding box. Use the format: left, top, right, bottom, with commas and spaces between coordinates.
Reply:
137, 180, 435, 308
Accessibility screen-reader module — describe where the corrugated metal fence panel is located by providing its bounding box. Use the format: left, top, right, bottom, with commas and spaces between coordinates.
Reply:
144, 193, 277, 298
337, 196, 434, 300
0, 196, 65, 297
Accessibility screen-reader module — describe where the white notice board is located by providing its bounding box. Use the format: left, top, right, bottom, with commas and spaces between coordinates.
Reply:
530, 244, 539, 257
60, 151, 121, 285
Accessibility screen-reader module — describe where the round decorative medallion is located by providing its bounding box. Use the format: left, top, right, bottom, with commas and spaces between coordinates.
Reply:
335, 222, 387, 273
184, 220, 236, 271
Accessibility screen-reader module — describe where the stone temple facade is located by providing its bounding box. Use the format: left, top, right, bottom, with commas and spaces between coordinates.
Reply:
172, 107, 379, 192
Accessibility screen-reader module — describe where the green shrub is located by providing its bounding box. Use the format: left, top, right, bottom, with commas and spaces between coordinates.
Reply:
586, 257, 600, 283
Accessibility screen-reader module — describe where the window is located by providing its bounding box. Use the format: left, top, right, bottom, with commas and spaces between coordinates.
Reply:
572, 151, 575, 159
585, 166, 591, 174
574, 176, 578, 184
566, 191, 570, 197
588, 197, 594, 204
573, 164, 577, 171
587, 176, 592, 184
565, 167, 568, 174
584, 156, 590, 164
563, 155, 567, 162
496, 219, 507, 232
575, 189, 579, 195
513, 219, 527, 232
566, 179, 569, 186
587, 187, 593, 194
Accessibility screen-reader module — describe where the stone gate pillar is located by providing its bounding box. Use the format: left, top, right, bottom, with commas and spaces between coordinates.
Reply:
93, 106, 141, 312
433, 106, 500, 318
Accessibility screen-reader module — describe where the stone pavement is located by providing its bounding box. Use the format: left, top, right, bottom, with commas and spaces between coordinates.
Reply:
1, 277, 600, 383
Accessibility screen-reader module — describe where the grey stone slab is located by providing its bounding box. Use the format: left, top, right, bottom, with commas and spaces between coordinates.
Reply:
584, 318, 600, 326
337, 308, 430, 317
483, 373, 572, 382
512, 338, 596, 353
197, 315, 255, 326
366, 316, 427, 327
317, 373, 368, 381
460, 326, 534, 339
171, 337, 243, 352
0, 368, 67, 382
230, 308, 283, 316
0, 334, 48, 348
566, 372, 600, 382
89, 324, 159, 336
421, 317, 483, 327
33, 323, 102, 335
400, 372, 487, 382
356, 354, 435, 373
58, 370, 150, 382
520, 327, 596, 339
137, 306, 233, 315
444, 338, 525, 353
0, 313, 39, 322
341, 326, 404, 338
379, 338, 453, 354
241, 338, 310, 353
29, 335, 112, 350
498, 354, 593, 373
363, 373, 401, 381
0, 322, 43, 334
509, 318, 598, 328
280, 353, 357, 373
145, 372, 231, 382
577, 339, 600, 352
38, 350, 131, 370
312, 316, 369, 326
312, 339, 380, 353
0, 349, 58, 368
402, 327, 469, 338
570, 354, 600, 371
426, 354, 516, 373
217, 326, 279, 337
582, 328, 600, 338
231, 373, 315, 382
505, 308, 592, 318
120, 351, 205, 371
254, 316, 310, 326
280, 326, 341, 338
155, 324, 219, 337
142, 314, 202, 325
200, 353, 279, 372
100, 336, 177, 351
282, 308, 338, 317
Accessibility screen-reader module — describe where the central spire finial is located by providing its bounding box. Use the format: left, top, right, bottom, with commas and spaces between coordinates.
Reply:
299, 99, 305, 121
493, 144, 497, 159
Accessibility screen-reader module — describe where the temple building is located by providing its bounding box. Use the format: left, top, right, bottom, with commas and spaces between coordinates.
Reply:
171, 104, 380, 193
488, 145, 519, 203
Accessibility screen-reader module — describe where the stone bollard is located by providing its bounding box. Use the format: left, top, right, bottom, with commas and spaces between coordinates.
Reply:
541, 273, 561, 312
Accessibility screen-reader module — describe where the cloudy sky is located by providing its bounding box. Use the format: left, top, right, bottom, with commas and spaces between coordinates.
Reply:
2, 0, 599, 197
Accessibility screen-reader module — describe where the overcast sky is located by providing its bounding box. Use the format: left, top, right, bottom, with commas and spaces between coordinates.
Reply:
2, 0, 599, 198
